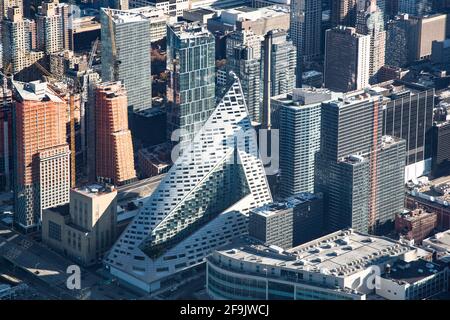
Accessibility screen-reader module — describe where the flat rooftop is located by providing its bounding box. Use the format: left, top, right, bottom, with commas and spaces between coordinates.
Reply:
13, 81, 64, 103
382, 259, 446, 285
216, 229, 418, 278
251, 193, 321, 217
73, 183, 117, 198
102, 6, 165, 24
423, 230, 450, 252
169, 21, 212, 39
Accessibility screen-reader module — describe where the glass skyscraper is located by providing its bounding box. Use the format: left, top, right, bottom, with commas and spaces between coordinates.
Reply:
166, 22, 216, 153
100, 8, 152, 112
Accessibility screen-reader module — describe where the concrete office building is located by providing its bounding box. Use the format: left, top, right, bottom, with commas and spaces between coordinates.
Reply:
248, 193, 325, 248
373, 136, 407, 233
380, 83, 434, 181
105, 77, 272, 293
95, 82, 136, 186
42, 184, 118, 266
431, 39, 450, 65
324, 26, 370, 93
226, 29, 263, 124
206, 229, 433, 300
2, 7, 44, 74
276, 88, 341, 197
290, 0, 322, 82
249, 202, 293, 249
288, 192, 324, 245
166, 22, 216, 153
316, 92, 406, 235
431, 121, 450, 178
100, 8, 152, 112
13, 81, 70, 232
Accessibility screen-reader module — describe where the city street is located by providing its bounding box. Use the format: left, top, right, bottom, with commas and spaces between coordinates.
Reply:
0, 224, 140, 300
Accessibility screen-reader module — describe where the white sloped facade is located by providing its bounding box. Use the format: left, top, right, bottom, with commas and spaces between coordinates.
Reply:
105, 77, 272, 292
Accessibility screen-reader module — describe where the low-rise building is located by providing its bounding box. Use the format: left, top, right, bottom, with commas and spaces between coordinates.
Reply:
137, 143, 171, 178
377, 259, 449, 300
422, 230, 450, 259
395, 209, 438, 244
206, 229, 432, 300
42, 184, 118, 266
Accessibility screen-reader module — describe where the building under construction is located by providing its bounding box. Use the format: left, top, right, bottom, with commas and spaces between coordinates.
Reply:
95, 81, 136, 186
12, 80, 70, 232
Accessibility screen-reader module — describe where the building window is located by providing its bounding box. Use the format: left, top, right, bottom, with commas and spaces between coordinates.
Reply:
48, 221, 62, 242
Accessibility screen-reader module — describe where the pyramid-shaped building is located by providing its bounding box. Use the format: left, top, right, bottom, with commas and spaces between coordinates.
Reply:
105, 76, 272, 292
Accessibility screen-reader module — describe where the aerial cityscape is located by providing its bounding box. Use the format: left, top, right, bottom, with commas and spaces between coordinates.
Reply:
1, 0, 450, 304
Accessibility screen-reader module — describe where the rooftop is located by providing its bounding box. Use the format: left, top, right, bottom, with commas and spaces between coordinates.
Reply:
396, 208, 436, 222
169, 21, 212, 40
102, 6, 165, 24
13, 81, 64, 103
423, 230, 450, 253
382, 259, 446, 285
215, 229, 420, 278
73, 183, 117, 198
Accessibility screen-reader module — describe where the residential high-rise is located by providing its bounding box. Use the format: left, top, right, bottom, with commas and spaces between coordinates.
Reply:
226, 29, 263, 124
105, 76, 272, 293
276, 88, 341, 197
95, 81, 136, 186
324, 26, 370, 93
356, 0, 386, 84
331, 0, 357, 27
42, 183, 118, 266
315, 91, 406, 234
2, 6, 44, 74
13, 81, 70, 232
290, 0, 322, 83
261, 29, 297, 98
0, 0, 22, 20
166, 21, 216, 152
36, 0, 63, 54
100, 8, 152, 112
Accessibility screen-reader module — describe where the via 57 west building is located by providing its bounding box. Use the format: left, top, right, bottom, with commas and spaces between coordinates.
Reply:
105, 76, 272, 292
